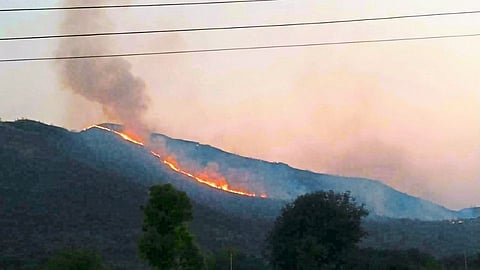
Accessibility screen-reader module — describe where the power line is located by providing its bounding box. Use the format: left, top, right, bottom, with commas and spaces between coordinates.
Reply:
2, 32, 480, 63
3, 9, 480, 41
0, 0, 276, 12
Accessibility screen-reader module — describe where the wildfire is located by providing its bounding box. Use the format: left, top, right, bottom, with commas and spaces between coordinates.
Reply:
85, 125, 264, 198
83, 125, 144, 146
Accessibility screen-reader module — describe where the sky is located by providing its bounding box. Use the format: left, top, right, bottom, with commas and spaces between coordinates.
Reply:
1, 0, 479, 209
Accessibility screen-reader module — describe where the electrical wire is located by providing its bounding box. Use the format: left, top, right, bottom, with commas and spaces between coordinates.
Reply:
2, 32, 480, 63
3, 9, 480, 41
0, 0, 277, 12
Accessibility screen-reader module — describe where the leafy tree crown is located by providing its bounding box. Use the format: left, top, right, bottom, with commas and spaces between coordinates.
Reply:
265, 190, 368, 270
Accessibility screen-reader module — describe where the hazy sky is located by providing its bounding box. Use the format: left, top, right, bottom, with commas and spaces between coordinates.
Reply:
1, 0, 479, 209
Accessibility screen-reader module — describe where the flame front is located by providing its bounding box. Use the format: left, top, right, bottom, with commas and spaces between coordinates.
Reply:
85, 125, 263, 198
84, 125, 145, 146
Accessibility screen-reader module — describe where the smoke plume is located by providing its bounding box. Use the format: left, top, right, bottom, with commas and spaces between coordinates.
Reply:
57, 5, 149, 135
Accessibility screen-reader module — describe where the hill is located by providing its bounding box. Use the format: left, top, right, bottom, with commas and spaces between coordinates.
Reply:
0, 120, 270, 269
1, 119, 480, 269
107, 123, 471, 220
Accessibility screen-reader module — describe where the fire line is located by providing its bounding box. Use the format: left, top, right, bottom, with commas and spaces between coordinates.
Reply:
84, 125, 266, 198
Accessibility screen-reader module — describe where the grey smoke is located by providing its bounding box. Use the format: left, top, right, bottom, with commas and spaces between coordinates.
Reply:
57, 7, 149, 134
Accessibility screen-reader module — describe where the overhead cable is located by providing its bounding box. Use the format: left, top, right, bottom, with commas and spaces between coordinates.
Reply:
2, 32, 480, 63
2, 9, 480, 41
0, 0, 277, 12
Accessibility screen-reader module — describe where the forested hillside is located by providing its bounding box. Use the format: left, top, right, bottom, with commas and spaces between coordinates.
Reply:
1, 120, 480, 269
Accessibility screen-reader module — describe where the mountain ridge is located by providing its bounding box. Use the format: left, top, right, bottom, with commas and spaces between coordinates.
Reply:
3, 119, 477, 221
69, 122, 477, 220
101, 123, 468, 220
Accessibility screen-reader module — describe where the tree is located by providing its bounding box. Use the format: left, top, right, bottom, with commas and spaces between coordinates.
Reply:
265, 190, 368, 270
139, 184, 203, 270
41, 248, 109, 270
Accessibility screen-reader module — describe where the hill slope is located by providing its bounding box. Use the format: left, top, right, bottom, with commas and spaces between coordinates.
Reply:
3, 120, 475, 221
140, 126, 469, 220
1, 119, 480, 268
0, 120, 271, 269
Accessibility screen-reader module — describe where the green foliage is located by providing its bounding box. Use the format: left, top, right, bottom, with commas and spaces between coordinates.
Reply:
40, 248, 109, 270
265, 190, 368, 270
139, 184, 203, 270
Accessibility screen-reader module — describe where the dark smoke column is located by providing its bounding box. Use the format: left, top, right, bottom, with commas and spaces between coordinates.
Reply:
57, 6, 149, 135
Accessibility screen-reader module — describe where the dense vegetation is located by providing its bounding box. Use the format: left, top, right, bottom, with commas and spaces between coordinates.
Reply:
139, 184, 203, 269
265, 191, 368, 269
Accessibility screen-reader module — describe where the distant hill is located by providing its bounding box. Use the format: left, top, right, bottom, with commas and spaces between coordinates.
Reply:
459, 207, 480, 218
99, 123, 471, 221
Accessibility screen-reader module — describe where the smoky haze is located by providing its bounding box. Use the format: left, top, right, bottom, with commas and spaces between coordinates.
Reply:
37, 1, 478, 209
56, 6, 149, 135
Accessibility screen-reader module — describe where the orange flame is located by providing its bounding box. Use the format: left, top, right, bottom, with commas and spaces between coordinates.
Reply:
83, 125, 144, 146
85, 125, 265, 198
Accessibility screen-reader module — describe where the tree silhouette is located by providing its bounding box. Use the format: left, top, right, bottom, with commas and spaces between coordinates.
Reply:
139, 184, 203, 270
265, 190, 368, 270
